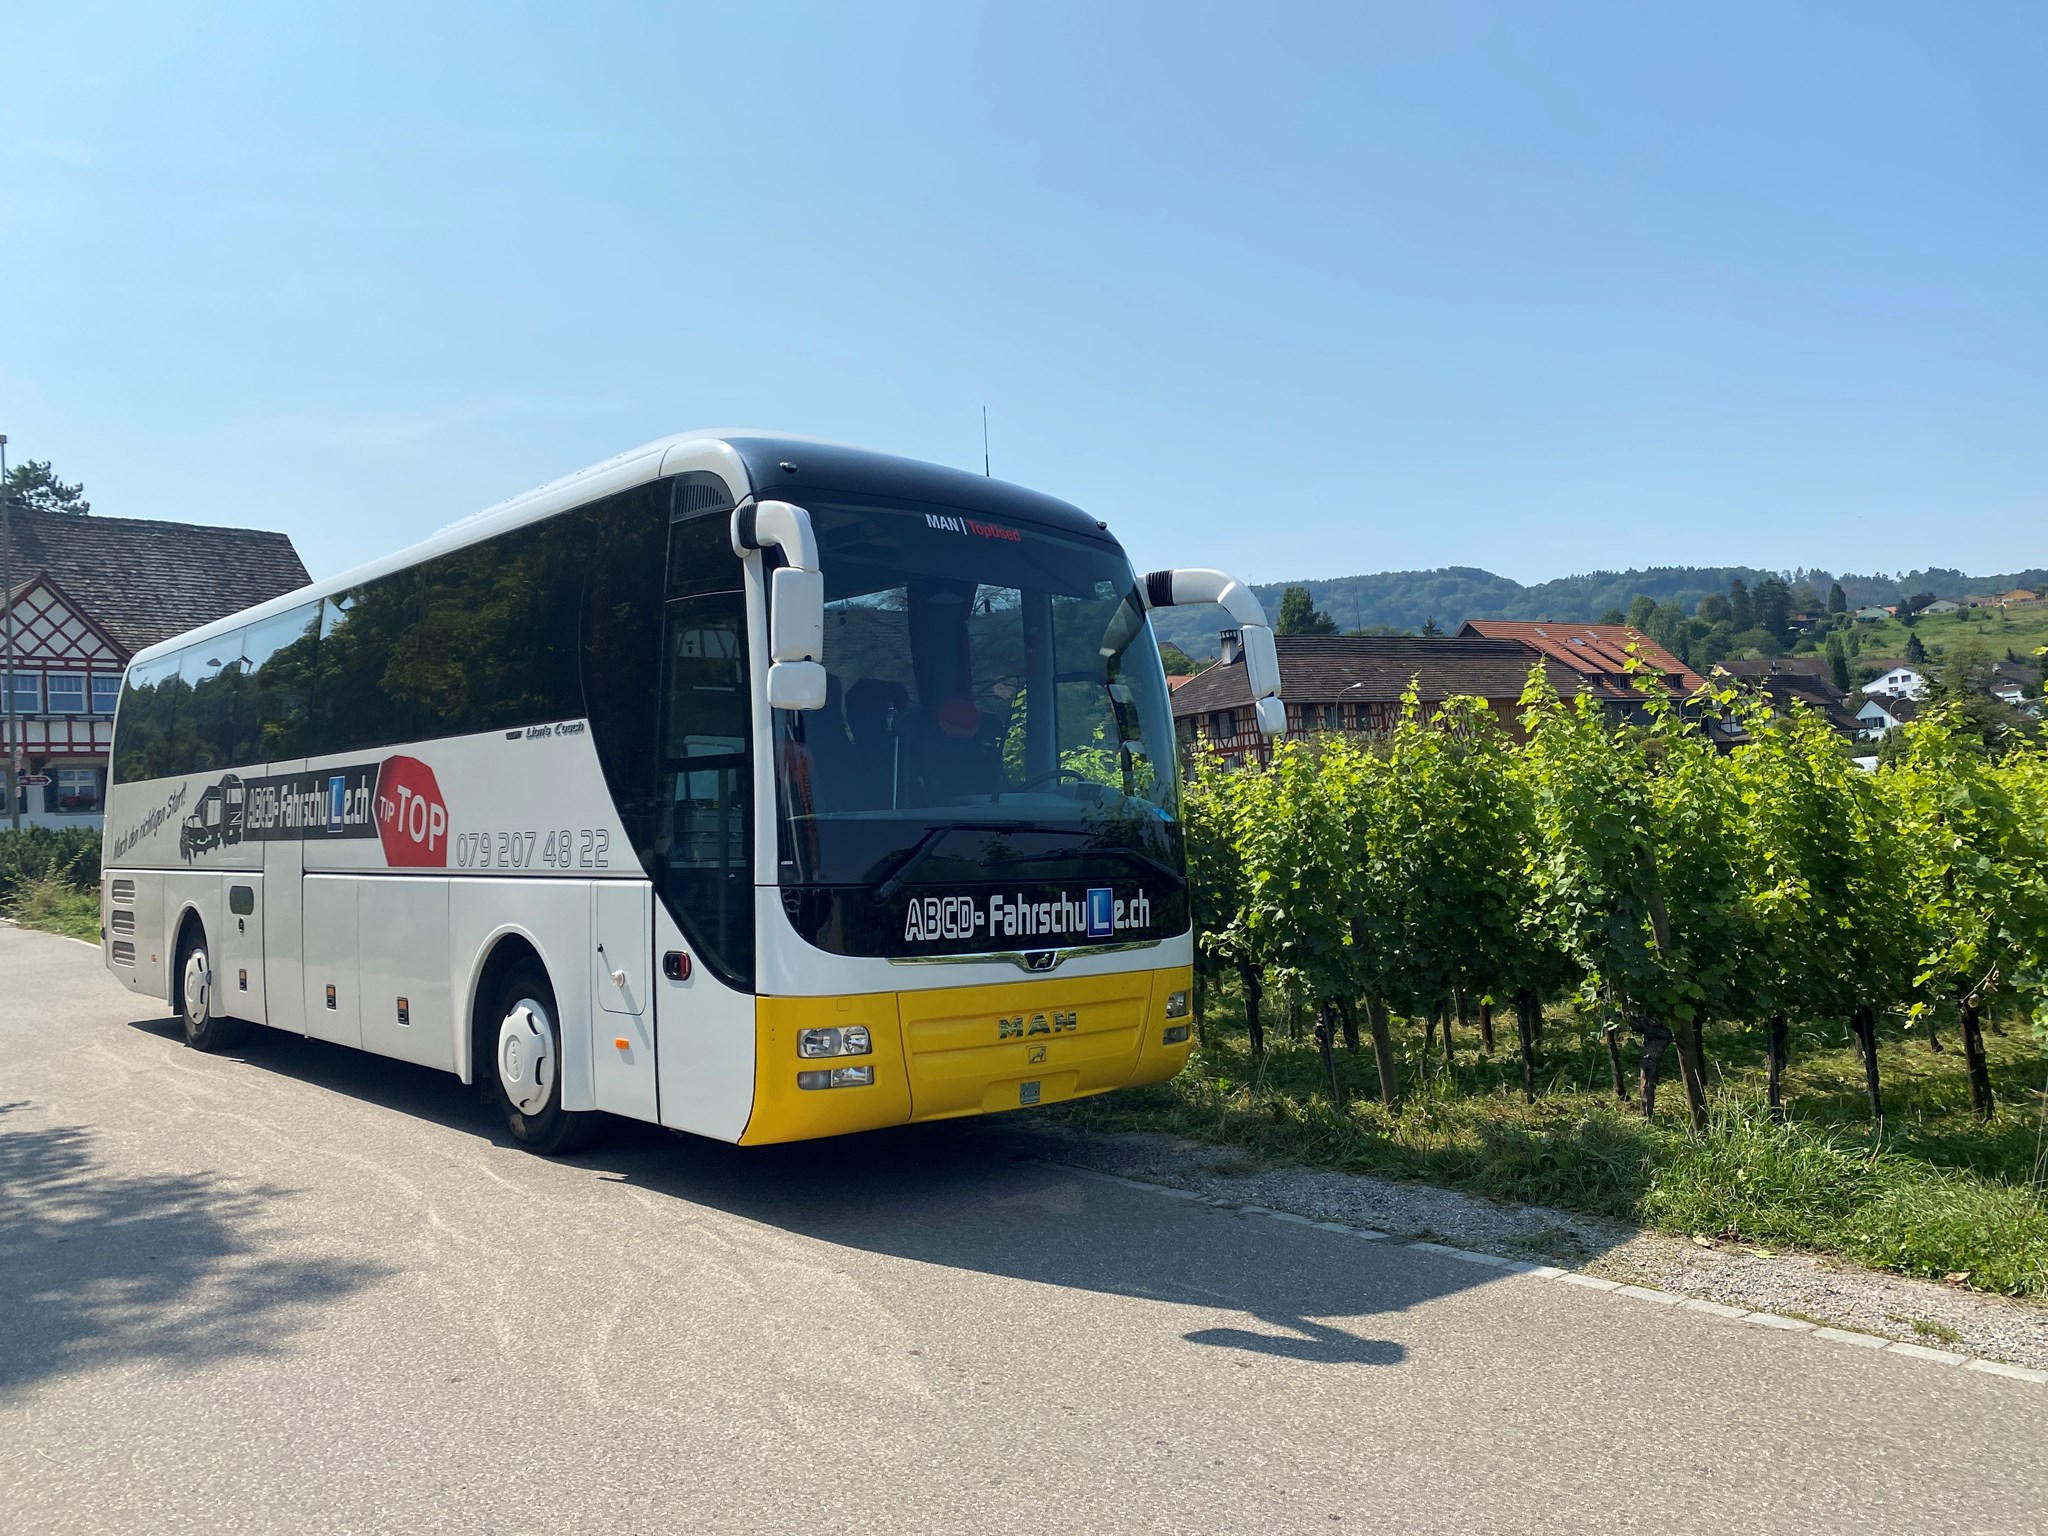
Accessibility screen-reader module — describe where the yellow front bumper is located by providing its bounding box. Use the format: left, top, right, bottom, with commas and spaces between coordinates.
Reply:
739, 964, 1194, 1145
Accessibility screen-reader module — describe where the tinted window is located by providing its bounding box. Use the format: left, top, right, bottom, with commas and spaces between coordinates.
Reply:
181, 638, 243, 773
583, 484, 674, 873
240, 603, 321, 761
309, 575, 419, 756
112, 653, 183, 784
409, 517, 582, 737
658, 589, 753, 988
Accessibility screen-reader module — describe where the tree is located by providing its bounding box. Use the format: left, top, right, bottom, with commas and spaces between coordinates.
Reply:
2, 459, 90, 515
1626, 595, 1658, 631
1274, 586, 1337, 637
1521, 673, 1733, 1131
1240, 738, 1369, 1098
1728, 579, 1755, 634
1183, 746, 1269, 1049
1827, 634, 1852, 694
1928, 641, 2032, 751
1599, 607, 1628, 627
1827, 582, 1848, 614
1725, 695, 1916, 1123
1890, 713, 2048, 1119
1754, 577, 1793, 638
1157, 643, 1198, 677
1905, 631, 1927, 664
1419, 616, 1443, 638
1790, 582, 1821, 617
1696, 593, 1732, 626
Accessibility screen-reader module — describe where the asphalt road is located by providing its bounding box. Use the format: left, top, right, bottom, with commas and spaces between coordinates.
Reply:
2, 925, 2042, 1535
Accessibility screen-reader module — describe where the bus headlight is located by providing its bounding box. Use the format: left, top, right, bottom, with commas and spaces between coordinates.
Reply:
1165, 990, 1190, 1019
798, 1026, 871, 1058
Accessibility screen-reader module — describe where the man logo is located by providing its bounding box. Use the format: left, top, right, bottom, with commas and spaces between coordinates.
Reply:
998, 1011, 1077, 1040
1085, 887, 1114, 940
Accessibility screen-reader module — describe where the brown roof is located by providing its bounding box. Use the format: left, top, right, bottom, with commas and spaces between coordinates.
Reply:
0, 505, 309, 655
1456, 620, 1708, 699
1714, 656, 1832, 682
1753, 674, 1862, 735
1169, 635, 1581, 718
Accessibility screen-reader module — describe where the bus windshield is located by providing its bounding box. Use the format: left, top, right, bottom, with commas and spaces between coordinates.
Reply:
774, 494, 1182, 938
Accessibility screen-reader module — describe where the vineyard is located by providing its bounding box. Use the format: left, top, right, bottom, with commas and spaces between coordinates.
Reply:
1081, 672, 2048, 1294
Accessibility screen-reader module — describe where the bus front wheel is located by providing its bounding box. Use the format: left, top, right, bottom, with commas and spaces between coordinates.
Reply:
487, 958, 599, 1155
175, 922, 249, 1052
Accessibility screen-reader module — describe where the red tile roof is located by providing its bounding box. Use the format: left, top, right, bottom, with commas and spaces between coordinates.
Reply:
1455, 620, 1707, 699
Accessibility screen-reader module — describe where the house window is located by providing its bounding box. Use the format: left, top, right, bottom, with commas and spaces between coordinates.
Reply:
52, 766, 103, 814
92, 674, 121, 714
6, 673, 38, 714
47, 674, 86, 714
1214, 710, 1237, 740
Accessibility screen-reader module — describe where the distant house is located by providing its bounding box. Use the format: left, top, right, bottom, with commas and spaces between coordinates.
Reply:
1861, 665, 1928, 700
1454, 621, 1704, 722
1853, 606, 1891, 622
1923, 599, 1960, 614
1993, 683, 2025, 707
1998, 589, 2040, 608
1169, 634, 1581, 763
1991, 658, 2041, 696
1856, 694, 1919, 738
1, 506, 309, 828
1712, 658, 1861, 740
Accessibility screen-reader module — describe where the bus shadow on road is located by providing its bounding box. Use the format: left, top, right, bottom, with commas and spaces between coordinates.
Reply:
115, 1018, 1546, 1371
0, 1098, 393, 1398
593, 1118, 1492, 1370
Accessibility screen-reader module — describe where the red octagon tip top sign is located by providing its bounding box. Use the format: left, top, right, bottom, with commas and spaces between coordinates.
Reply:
375, 755, 448, 867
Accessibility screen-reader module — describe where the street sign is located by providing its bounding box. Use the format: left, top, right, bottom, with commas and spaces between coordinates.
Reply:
18, 774, 50, 786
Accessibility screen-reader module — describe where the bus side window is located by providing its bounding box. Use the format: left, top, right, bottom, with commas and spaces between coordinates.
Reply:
657, 590, 754, 989
239, 602, 321, 763
179, 645, 236, 775
112, 652, 183, 784
310, 577, 420, 756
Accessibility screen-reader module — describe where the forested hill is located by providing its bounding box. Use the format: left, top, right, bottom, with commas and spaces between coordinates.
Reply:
1147, 564, 2048, 657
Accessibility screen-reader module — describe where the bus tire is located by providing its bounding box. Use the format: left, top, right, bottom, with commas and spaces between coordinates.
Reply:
486, 957, 600, 1155
175, 921, 249, 1052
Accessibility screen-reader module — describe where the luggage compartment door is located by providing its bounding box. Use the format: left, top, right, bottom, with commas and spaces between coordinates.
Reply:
592, 879, 656, 1122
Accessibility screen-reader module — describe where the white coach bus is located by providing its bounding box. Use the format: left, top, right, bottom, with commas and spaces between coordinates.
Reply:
100, 434, 1284, 1152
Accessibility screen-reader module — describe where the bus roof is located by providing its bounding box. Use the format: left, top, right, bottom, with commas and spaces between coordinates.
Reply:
127, 432, 1108, 669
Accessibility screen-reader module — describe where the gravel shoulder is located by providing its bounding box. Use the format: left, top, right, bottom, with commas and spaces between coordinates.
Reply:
999, 1121, 2048, 1373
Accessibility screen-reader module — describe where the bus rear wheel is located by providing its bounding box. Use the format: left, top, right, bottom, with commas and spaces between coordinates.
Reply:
176, 923, 249, 1052
487, 958, 599, 1155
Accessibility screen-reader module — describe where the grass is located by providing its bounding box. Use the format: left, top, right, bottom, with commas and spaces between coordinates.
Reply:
1827, 606, 2048, 675
4, 872, 102, 943
1053, 983, 2048, 1296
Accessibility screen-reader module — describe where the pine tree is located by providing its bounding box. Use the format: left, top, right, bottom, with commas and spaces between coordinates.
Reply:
1828, 582, 1848, 614
2, 459, 91, 515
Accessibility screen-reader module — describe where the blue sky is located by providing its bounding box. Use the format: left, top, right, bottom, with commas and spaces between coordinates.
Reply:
3, 3, 2041, 587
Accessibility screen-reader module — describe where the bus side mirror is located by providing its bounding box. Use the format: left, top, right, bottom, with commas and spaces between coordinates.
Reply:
767, 661, 828, 711
769, 566, 824, 665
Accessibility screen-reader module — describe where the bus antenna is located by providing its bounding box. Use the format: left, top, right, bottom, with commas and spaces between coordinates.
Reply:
982, 406, 990, 476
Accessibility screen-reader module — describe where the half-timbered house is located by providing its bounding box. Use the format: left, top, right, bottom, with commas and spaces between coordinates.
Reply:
2, 505, 309, 827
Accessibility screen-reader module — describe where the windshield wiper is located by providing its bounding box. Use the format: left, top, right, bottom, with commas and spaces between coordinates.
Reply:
871, 822, 1035, 901
994, 844, 1183, 886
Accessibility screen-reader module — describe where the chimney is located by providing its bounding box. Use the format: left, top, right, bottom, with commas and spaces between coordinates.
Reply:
1219, 629, 1243, 666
